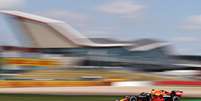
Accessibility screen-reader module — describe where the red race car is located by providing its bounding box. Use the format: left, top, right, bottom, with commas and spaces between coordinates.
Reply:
116, 89, 183, 101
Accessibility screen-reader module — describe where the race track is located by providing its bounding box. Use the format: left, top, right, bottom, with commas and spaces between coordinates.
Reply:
0, 86, 201, 97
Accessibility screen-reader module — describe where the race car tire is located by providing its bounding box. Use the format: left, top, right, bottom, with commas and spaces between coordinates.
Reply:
172, 96, 180, 101
130, 96, 137, 101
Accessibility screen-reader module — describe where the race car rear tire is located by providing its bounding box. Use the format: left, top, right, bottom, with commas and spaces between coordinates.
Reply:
172, 96, 180, 101
130, 96, 137, 101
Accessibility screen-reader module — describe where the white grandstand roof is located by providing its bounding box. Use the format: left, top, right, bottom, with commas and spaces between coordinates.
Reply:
0, 10, 63, 23
0, 10, 130, 47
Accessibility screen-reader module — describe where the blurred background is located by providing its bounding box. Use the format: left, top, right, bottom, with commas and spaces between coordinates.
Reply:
0, 0, 201, 100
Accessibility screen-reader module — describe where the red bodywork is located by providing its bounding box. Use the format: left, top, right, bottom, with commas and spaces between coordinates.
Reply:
152, 96, 164, 101
151, 90, 183, 101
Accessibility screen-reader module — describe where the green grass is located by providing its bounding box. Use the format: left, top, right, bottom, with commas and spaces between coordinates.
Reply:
182, 98, 201, 101
0, 94, 199, 101
0, 94, 120, 101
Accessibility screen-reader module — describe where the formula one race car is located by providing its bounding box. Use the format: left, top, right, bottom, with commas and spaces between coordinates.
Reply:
116, 89, 183, 101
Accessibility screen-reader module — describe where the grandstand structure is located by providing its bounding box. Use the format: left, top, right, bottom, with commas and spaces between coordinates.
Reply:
0, 11, 200, 81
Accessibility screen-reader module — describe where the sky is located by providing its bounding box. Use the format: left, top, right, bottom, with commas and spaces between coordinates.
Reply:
0, 0, 201, 55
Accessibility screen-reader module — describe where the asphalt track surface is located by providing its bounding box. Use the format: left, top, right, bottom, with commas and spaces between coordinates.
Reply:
0, 94, 200, 101
0, 86, 201, 97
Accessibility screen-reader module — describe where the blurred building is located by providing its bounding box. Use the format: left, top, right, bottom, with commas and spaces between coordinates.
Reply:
0, 10, 201, 75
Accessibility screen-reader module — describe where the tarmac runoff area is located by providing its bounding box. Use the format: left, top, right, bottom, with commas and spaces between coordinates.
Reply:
0, 86, 200, 98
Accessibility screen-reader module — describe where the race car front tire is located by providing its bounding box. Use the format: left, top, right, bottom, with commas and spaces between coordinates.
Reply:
130, 96, 137, 101
172, 96, 180, 101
